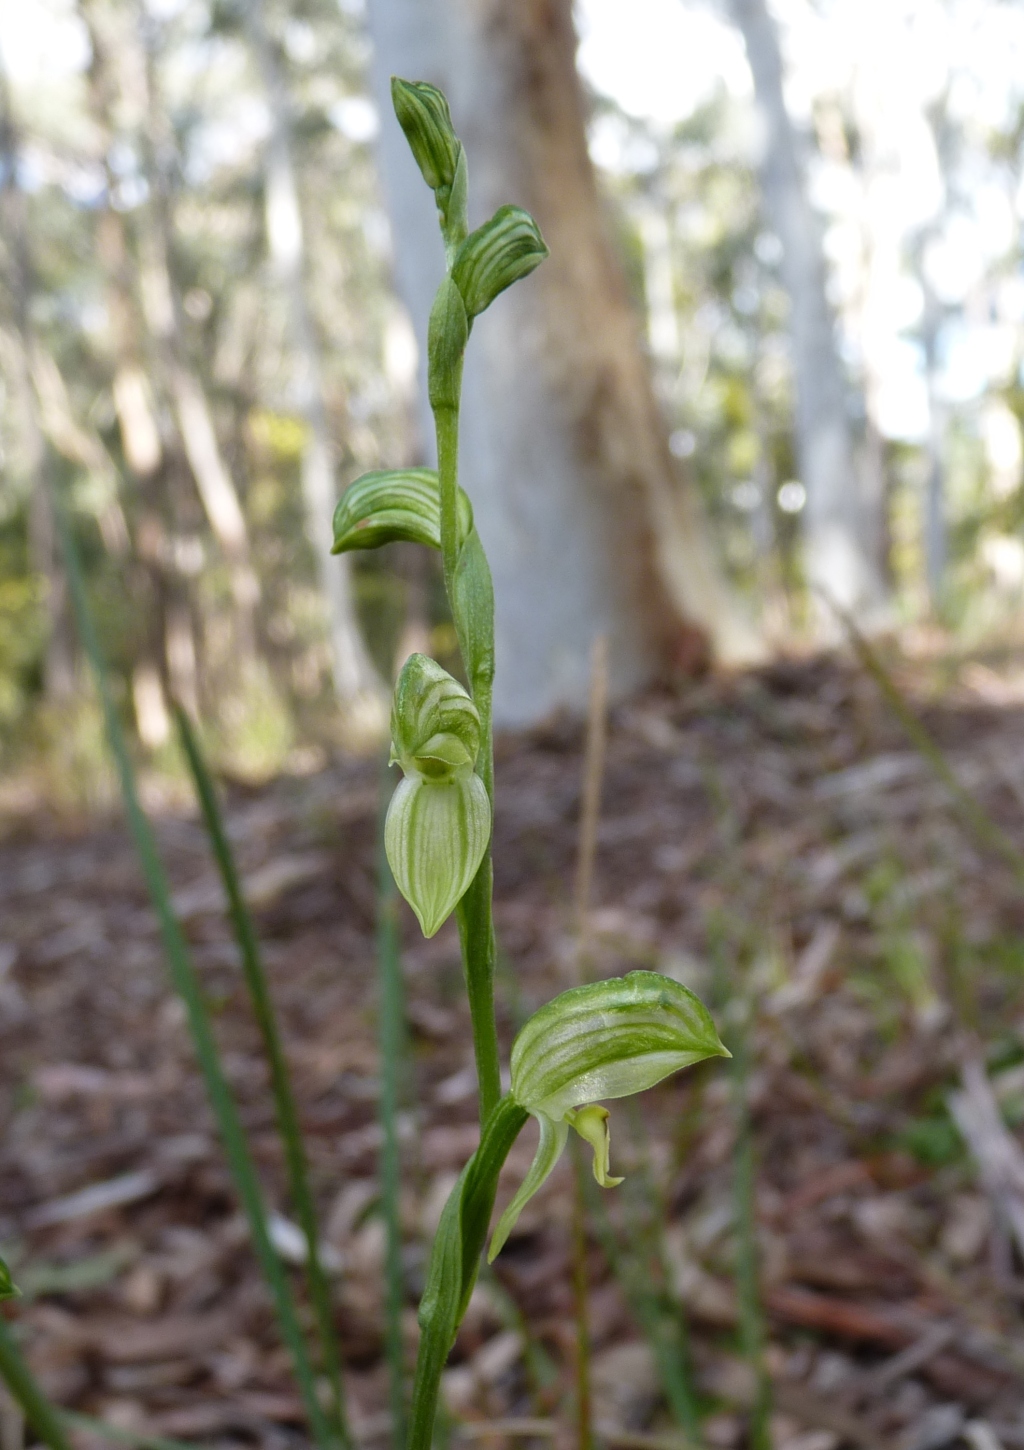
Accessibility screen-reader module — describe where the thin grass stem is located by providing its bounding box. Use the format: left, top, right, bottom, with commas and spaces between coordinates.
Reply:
570, 1139, 593, 1450
0, 1320, 72, 1450
584, 1179, 701, 1440
55, 495, 338, 1450
727, 1006, 770, 1450
173, 705, 349, 1447
832, 601, 1024, 889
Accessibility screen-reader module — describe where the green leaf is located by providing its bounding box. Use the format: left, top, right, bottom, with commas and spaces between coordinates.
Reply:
390, 654, 481, 776
0, 1254, 19, 1301
331, 468, 473, 554
488, 1112, 568, 1262
385, 773, 490, 938
512, 970, 728, 1121
410, 1097, 528, 1450
390, 77, 461, 194
451, 205, 548, 319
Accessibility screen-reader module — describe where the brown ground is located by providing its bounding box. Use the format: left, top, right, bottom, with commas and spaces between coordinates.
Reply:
4, 654, 1024, 1450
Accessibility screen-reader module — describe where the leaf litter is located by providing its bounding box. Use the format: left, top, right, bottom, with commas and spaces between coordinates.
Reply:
4, 655, 1024, 1447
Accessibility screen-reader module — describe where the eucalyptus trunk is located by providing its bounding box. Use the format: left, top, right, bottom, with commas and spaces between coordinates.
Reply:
367, 0, 761, 727
729, 0, 886, 620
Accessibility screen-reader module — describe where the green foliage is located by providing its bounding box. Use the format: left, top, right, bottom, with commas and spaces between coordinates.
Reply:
380, 79, 728, 1450
450, 206, 549, 320
0, 1254, 18, 1302
899, 1110, 962, 1167
332, 468, 473, 554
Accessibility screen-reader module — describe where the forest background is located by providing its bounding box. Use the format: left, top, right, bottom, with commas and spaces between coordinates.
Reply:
9, 3, 1024, 1450
5, 0, 1024, 779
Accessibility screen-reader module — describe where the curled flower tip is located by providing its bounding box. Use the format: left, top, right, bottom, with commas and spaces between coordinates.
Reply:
566, 1105, 623, 1188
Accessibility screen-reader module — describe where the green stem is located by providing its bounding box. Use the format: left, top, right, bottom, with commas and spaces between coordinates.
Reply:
435, 402, 501, 1124
435, 405, 460, 600
730, 1014, 771, 1450
378, 763, 409, 1450
55, 497, 337, 1450
408, 1097, 529, 1450
0, 1319, 73, 1450
570, 1140, 593, 1450
173, 706, 350, 1449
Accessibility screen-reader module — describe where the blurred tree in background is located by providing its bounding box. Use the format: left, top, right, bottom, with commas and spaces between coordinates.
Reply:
3, 0, 1024, 779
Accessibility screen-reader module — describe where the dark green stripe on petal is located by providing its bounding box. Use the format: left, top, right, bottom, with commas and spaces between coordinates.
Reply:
332, 468, 474, 554
384, 773, 490, 938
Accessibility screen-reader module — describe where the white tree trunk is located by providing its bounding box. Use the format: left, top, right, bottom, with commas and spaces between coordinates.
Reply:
248, 2, 387, 729
367, 0, 761, 727
729, 0, 886, 620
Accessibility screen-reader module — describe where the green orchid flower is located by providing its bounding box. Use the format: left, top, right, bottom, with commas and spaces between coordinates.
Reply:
331, 467, 474, 555
385, 654, 490, 938
488, 970, 728, 1259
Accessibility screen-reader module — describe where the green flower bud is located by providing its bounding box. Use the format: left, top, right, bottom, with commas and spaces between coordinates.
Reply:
451, 205, 548, 319
390, 653, 481, 775
386, 655, 490, 937
331, 468, 474, 555
390, 77, 461, 194
0, 1254, 18, 1301
488, 972, 727, 1260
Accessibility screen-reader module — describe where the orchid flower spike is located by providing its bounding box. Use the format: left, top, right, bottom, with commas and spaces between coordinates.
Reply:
488, 970, 729, 1260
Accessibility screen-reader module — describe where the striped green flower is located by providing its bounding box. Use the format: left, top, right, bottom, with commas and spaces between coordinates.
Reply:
489, 971, 728, 1259
452, 205, 548, 320
331, 468, 473, 555
385, 654, 490, 937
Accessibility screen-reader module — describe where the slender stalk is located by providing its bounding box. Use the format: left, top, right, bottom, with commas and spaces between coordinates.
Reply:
570, 1139, 593, 1450
586, 1180, 701, 1439
436, 384, 500, 1125
727, 1001, 770, 1450
173, 706, 350, 1448
0, 1320, 72, 1450
55, 497, 337, 1450
568, 638, 608, 1450
835, 604, 1024, 888
378, 762, 408, 1450
574, 634, 609, 962
435, 405, 461, 605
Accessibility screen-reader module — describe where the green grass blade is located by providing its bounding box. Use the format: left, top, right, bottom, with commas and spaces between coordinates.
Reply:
378, 762, 408, 1450
585, 1178, 701, 1440
835, 603, 1024, 888
62, 1409, 219, 1450
173, 705, 350, 1448
0, 1319, 73, 1450
55, 497, 338, 1450
728, 1012, 770, 1450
